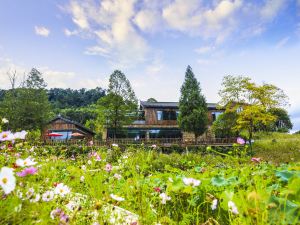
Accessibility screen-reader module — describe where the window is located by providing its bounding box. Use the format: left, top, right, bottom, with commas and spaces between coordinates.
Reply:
157, 111, 163, 120
157, 110, 178, 121
212, 112, 223, 121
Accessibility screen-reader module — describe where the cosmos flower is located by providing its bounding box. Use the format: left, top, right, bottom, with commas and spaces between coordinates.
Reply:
211, 199, 218, 210
159, 193, 171, 204
183, 178, 201, 187
80, 176, 85, 182
113, 173, 122, 180
16, 157, 37, 167
110, 194, 125, 202
14, 130, 27, 140
54, 183, 71, 197
42, 190, 54, 202
105, 163, 112, 172
16, 167, 38, 177
228, 201, 239, 215
0, 167, 16, 194
251, 157, 261, 163
154, 187, 161, 193
237, 137, 245, 145
112, 143, 118, 147
2, 118, 9, 124
0, 131, 15, 142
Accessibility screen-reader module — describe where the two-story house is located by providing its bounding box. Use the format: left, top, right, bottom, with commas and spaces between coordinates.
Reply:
105, 101, 224, 140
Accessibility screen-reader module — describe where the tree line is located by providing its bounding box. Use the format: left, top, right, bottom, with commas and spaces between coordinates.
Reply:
0, 67, 293, 140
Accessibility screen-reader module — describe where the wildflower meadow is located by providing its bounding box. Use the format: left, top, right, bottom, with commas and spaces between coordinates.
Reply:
0, 130, 299, 224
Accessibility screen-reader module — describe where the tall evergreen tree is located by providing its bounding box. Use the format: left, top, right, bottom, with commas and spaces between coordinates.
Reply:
178, 66, 208, 140
0, 68, 52, 131
98, 70, 138, 138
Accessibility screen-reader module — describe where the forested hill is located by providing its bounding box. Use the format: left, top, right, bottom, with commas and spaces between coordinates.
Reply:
48, 87, 105, 109
0, 87, 106, 126
0, 87, 106, 108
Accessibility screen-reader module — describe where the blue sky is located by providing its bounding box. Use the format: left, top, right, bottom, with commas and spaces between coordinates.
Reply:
0, 0, 300, 131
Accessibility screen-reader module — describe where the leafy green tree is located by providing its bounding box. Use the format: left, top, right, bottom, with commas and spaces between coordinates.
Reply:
0, 68, 52, 131
263, 108, 293, 133
212, 111, 238, 138
98, 70, 138, 138
147, 98, 157, 102
218, 75, 289, 146
178, 66, 208, 140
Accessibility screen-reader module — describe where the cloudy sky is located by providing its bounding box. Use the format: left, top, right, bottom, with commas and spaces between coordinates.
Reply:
0, 0, 300, 131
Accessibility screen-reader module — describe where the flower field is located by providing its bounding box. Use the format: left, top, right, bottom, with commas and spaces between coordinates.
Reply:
1, 140, 300, 224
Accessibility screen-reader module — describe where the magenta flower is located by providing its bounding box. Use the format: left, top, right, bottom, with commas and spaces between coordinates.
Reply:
16, 167, 38, 177
237, 137, 245, 145
105, 163, 112, 172
251, 157, 261, 163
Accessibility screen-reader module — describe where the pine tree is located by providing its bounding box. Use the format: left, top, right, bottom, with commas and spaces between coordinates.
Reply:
178, 66, 208, 140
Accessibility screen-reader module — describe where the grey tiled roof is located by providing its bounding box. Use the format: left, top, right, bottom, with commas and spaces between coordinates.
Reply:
140, 101, 219, 109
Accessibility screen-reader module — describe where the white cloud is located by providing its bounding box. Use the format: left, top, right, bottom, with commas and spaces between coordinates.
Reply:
195, 46, 215, 55
66, 0, 149, 68
39, 67, 76, 88
275, 36, 290, 49
69, 1, 89, 29
34, 26, 50, 37
260, 0, 287, 20
162, 0, 202, 33
134, 9, 162, 32
204, 0, 242, 25
63, 28, 79, 36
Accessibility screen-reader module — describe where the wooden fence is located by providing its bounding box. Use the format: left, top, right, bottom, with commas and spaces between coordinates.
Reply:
39, 137, 237, 147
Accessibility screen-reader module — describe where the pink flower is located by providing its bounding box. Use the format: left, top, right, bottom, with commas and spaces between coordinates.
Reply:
105, 163, 112, 172
251, 157, 261, 163
154, 187, 161, 193
237, 137, 245, 145
16, 167, 38, 177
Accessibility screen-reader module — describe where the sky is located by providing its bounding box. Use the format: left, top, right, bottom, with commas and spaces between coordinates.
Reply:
0, 0, 300, 131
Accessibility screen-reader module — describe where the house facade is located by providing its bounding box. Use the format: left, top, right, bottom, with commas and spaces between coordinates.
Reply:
105, 101, 224, 140
43, 116, 95, 141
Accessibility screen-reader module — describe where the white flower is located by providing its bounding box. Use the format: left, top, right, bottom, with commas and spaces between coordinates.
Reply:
87, 160, 92, 165
0, 131, 15, 142
2, 118, 9, 124
80, 176, 85, 182
81, 165, 86, 171
112, 143, 118, 147
42, 190, 54, 202
16, 157, 37, 167
26, 188, 35, 199
54, 183, 71, 197
159, 193, 171, 204
14, 130, 27, 140
228, 201, 239, 215
211, 199, 218, 210
30, 193, 40, 202
113, 173, 122, 180
110, 194, 124, 202
16, 190, 23, 199
151, 144, 157, 149
0, 167, 16, 194
183, 178, 201, 187
66, 201, 77, 211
